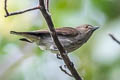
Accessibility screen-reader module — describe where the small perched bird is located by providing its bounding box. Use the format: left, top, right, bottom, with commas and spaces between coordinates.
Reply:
10, 24, 99, 54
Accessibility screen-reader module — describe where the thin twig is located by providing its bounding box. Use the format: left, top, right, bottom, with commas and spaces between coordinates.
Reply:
5, 6, 40, 17
4, 0, 9, 15
109, 33, 120, 45
39, 0, 82, 80
59, 66, 73, 77
4, 0, 40, 17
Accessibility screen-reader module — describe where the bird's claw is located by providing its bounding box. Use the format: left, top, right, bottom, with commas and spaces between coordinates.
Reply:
56, 54, 62, 60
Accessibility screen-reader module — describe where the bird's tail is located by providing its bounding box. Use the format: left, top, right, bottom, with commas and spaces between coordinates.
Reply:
10, 31, 36, 37
10, 31, 24, 35
10, 31, 39, 42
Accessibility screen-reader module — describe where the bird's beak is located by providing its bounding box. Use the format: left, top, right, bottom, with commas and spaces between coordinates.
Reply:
92, 26, 99, 31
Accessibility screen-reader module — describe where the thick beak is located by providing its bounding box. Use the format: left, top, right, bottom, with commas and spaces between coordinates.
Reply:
92, 26, 99, 31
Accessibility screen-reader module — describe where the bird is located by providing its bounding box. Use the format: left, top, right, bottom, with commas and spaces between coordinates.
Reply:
10, 24, 99, 54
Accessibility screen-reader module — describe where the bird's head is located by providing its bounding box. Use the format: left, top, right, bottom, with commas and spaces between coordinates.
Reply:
76, 24, 99, 41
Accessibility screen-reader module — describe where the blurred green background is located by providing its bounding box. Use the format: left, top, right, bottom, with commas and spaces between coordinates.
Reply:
0, 0, 120, 80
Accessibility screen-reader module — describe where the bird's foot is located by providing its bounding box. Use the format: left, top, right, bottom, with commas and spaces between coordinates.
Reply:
56, 54, 62, 60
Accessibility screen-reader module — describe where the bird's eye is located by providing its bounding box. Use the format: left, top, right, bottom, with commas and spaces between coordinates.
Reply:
85, 26, 89, 28
86, 25, 91, 29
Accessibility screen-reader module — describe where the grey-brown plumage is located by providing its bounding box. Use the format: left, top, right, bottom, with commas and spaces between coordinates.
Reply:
10, 24, 99, 53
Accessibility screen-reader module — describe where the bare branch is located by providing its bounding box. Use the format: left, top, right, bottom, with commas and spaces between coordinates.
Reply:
109, 33, 120, 45
5, 6, 40, 17
4, 0, 40, 17
39, 0, 82, 80
59, 66, 73, 77
4, 0, 9, 15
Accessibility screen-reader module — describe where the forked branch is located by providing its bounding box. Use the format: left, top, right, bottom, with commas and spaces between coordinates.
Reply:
59, 66, 73, 77
4, 0, 40, 17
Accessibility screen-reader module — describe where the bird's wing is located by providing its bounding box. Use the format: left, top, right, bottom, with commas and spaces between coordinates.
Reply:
32, 27, 79, 36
